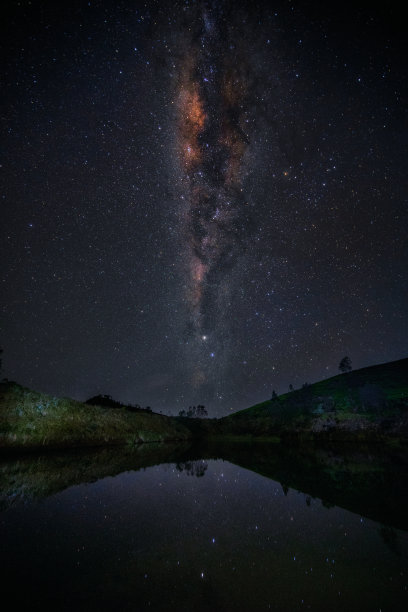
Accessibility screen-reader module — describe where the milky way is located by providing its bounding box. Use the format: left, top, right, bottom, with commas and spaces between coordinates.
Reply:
174, 2, 256, 389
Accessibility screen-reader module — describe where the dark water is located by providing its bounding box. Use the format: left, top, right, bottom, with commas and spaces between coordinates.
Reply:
0, 443, 407, 611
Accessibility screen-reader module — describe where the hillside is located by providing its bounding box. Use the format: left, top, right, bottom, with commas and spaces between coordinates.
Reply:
219, 357, 408, 442
0, 382, 192, 451
1, 357, 408, 451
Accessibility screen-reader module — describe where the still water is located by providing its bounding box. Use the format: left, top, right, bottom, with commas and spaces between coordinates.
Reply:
0, 443, 407, 611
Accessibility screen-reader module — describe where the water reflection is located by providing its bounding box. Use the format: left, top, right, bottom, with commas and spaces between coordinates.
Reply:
0, 442, 407, 610
1, 442, 407, 531
176, 460, 208, 477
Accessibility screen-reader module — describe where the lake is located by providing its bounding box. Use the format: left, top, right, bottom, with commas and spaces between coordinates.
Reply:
0, 442, 407, 610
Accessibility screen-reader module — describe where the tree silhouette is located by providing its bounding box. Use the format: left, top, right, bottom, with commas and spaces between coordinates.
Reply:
85, 394, 152, 414
271, 390, 278, 400
339, 356, 352, 373
195, 404, 208, 417
179, 405, 208, 418
176, 461, 208, 477
85, 394, 123, 409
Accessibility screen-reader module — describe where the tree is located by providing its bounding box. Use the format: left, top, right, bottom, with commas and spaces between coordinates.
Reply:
125, 402, 143, 413
85, 394, 123, 409
339, 356, 352, 373
271, 390, 278, 400
195, 404, 208, 417
289, 384, 294, 392
180, 405, 208, 418
176, 461, 208, 477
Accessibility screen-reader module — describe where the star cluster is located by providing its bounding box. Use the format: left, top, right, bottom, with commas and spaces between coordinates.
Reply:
1, 0, 407, 415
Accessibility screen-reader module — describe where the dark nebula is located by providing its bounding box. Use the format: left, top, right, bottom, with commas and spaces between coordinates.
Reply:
1, 0, 407, 415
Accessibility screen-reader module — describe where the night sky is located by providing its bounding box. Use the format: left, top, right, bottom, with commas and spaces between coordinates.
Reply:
1, 0, 407, 416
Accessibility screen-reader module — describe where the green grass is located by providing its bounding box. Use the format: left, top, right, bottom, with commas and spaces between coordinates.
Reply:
0, 382, 192, 451
221, 357, 408, 441
231, 357, 408, 417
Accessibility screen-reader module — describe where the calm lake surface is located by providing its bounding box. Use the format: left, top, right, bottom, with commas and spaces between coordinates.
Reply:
0, 443, 407, 611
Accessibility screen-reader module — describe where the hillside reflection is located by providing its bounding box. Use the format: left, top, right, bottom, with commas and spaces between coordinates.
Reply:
1, 441, 407, 530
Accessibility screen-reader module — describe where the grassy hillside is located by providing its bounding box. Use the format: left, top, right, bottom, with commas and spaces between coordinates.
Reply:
0, 382, 192, 451
1, 357, 407, 451
220, 357, 408, 442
